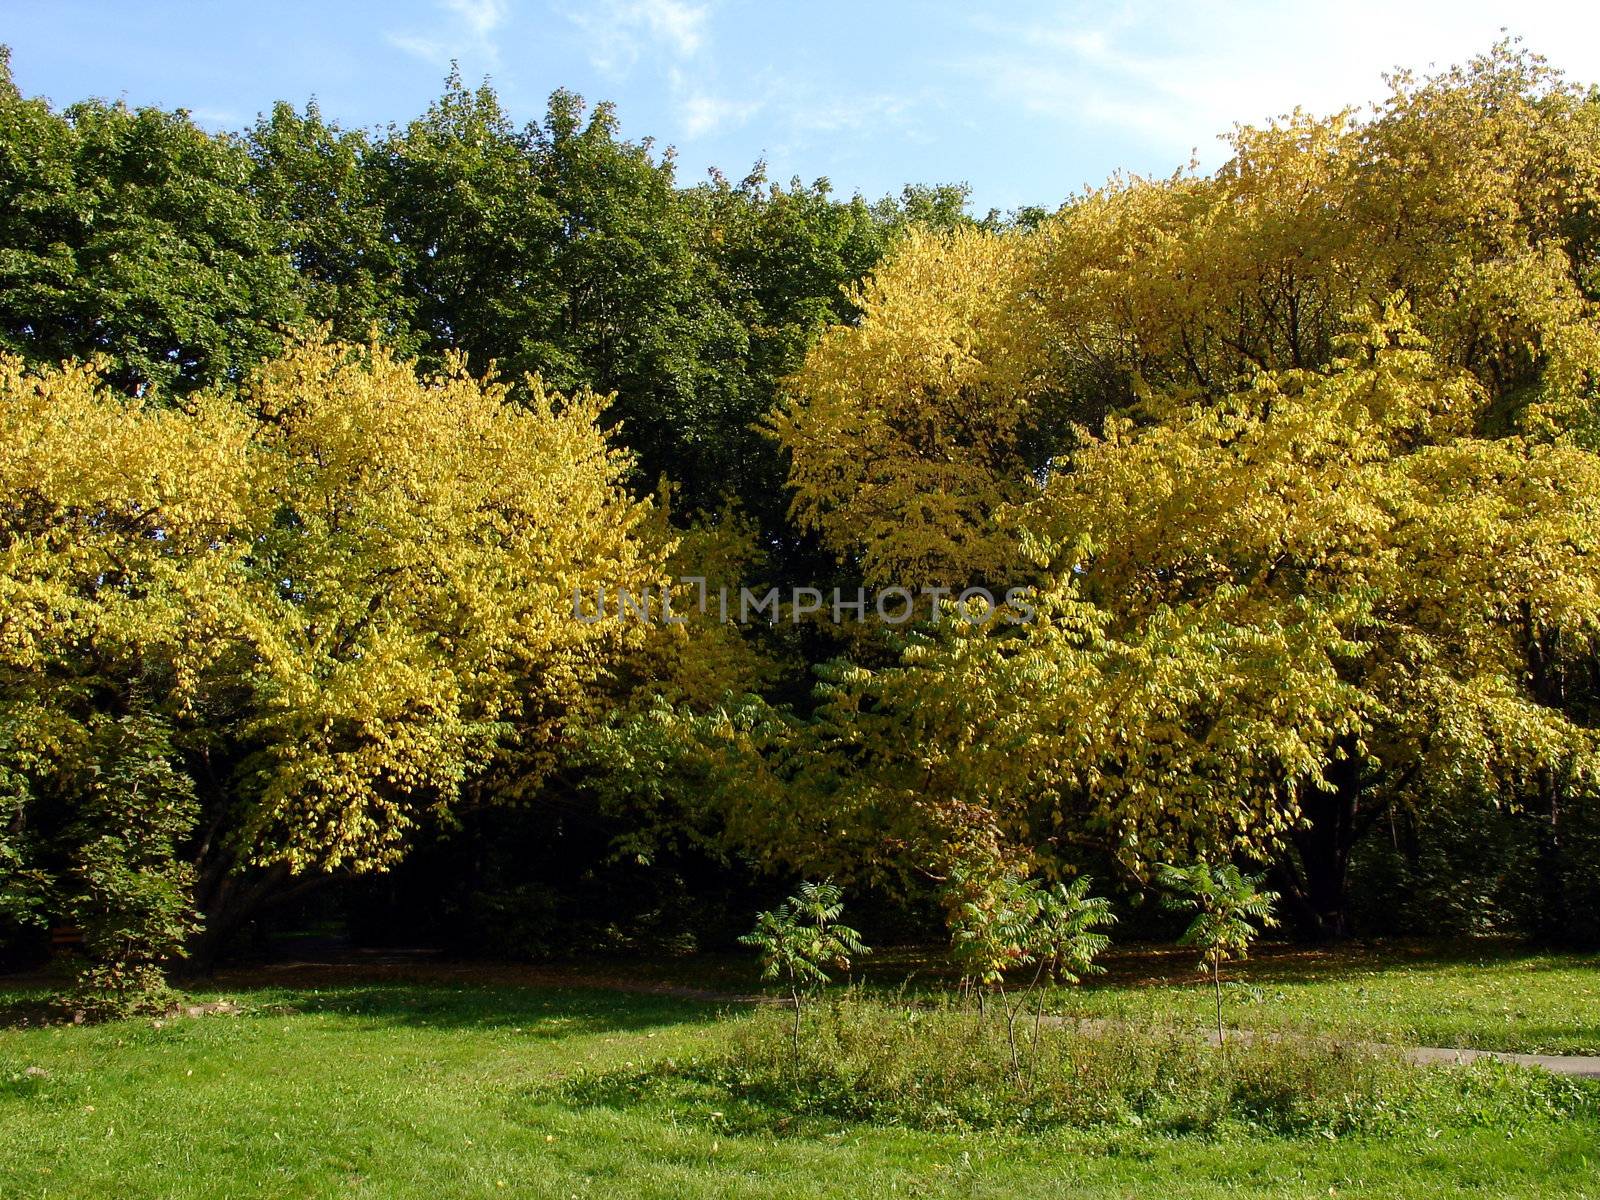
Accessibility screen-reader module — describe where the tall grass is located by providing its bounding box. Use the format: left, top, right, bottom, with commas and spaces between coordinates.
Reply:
554, 992, 1600, 1138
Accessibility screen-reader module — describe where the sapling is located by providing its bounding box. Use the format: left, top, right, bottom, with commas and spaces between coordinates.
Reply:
739, 880, 868, 1055
944, 869, 1044, 1072
1026, 877, 1117, 1072
1158, 862, 1279, 1050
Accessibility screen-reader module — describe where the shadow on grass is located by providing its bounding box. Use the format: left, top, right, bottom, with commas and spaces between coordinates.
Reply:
3, 936, 1587, 1033
234, 981, 728, 1037
0, 972, 730, 1036
0, 994, 59, 1029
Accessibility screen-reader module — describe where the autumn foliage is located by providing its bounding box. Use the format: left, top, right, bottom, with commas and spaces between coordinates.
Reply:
0, 340, 666, 999
767, 45, 1600, 934
4, 42, 1600, 1004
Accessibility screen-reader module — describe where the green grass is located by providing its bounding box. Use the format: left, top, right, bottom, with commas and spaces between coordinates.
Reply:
1041, 940, 1600, 1055
584, 937, 1600, 1055
600, 936, 1600, 1053
1, 953, 1598, 1198
564, 993, 1597, 1137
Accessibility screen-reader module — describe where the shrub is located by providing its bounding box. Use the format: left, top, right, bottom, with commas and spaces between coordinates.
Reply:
58, 711, 200, 1018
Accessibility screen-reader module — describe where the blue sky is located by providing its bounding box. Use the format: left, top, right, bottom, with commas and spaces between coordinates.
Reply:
6, 1, 1600, 214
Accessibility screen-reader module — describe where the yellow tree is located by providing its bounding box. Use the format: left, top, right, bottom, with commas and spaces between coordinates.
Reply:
0, 338, 670, 981
769, 225, 1046, 591
776, 45, 1600, 597
772, 47, 1600, 932
0, 354, 255, 1003
195, 338, 664, 943
794, 304, 1599, 936
1031, 304, 1600, 932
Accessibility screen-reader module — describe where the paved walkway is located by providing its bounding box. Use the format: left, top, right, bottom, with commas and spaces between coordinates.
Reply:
1049, 1013, 1600, 1078
1401, 1045, 1600, 1077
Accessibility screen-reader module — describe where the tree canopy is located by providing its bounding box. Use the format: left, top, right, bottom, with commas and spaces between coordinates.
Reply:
4, 40, 1600, 1004
770, 44, 1600, 935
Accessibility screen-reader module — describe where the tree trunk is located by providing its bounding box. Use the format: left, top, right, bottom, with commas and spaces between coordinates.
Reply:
1534, 766, 1568, 943
1213, 959, 1225, 1051
1281, 745, 1365, 941
183, 862, 333, 974
1522, 611, 1573, 944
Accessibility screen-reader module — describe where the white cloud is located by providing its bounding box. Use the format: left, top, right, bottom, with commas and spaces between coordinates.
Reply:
570, 0, 710, 76
667, 65, 924, 151
564, 0, 919, 151
679, 90, 762, 137
388, 0, 511, 68
569, 6, 748, 140
385, 32, 453, 67
444, 0, 510, 38
783, 91, 915, 136
639, 0, 708, 56
967, 1, 1600, 172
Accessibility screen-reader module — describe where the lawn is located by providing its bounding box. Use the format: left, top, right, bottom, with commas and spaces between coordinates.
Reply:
1, 947, 1598, 1198
1048, 940, 1600, 1056
681, 936, 1600, 1055
368, 937, 1600, 1056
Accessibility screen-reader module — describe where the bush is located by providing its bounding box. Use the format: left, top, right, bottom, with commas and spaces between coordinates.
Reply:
57, 712, 200, 1019
1348, 792, 1600, 946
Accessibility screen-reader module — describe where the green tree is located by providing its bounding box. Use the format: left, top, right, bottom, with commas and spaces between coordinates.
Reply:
375, 69, 558, 382
0, 48, 302, 394
1031, 877, 1117, 987
1024, 876, 1116, 1074
377, 76, 748, 510
62, 711, 200, 1015
246, 100, 416, 350
0, 719, 51, 956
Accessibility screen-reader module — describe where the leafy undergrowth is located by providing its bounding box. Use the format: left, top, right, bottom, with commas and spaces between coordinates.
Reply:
550, 995, 1600, 1139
